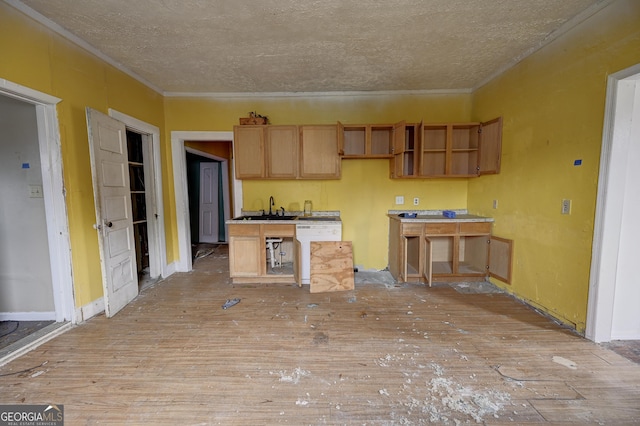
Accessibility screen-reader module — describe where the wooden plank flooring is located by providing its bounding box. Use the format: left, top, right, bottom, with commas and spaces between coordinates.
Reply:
1, 247, 639, 424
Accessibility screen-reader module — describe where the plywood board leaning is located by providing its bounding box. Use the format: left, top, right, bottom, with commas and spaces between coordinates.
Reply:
310, 241, 354, 293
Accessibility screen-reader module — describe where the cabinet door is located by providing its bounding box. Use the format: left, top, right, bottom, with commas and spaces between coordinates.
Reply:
299, 125, 341, 179
233, 126, 265, 179
392, 121, 411, 177
423, 236, 433, 287
478, 117, 503, 175
489, 235, 513, 283
388, 219, 401, 280
229, 236, 261, 277
266, 125, 298, 178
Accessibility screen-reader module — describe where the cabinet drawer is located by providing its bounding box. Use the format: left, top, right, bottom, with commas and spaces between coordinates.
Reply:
424, 223, 457, 235
401, 223, 424, 235
459, 222, 491, 234
228, 224, 260, 236
263, 224, 295, 236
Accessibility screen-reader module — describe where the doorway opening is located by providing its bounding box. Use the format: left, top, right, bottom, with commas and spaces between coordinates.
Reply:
171, 131, 241, 273
126, 129, 156, 291
0, 80, 74, 365
109, 109, 166, 284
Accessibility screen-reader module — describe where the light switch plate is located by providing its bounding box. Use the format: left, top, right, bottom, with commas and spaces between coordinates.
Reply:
395, 196, 404, 205
29, 185, 44, 198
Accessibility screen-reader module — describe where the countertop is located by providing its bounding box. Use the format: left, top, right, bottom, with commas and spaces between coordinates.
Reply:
226, 211, 341, 224
388, 210, 493, 223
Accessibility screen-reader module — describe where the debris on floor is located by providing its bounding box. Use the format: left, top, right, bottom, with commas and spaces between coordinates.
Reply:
222, 298, 241, 309
552, 356, 577, 369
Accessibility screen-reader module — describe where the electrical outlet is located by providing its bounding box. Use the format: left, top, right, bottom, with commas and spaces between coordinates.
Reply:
492, 199, 498, 209
561, 199, 571, 215
413, 197, 419, 206
395, 196, 404, 205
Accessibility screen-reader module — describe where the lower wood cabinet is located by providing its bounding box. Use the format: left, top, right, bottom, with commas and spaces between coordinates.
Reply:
389, 219, 512, 286
228, 223, 298, 284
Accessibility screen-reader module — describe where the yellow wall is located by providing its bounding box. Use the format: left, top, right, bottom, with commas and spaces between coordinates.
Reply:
468, 0, 640, 331
164, 94, 472, 268
0, 4, 165, 308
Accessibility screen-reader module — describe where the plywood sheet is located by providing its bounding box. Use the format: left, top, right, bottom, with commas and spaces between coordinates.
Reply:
310, 241, 354, 293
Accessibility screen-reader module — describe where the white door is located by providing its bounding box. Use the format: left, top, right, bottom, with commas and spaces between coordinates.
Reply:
199, 162, 219, 243
86, 108, 138, 317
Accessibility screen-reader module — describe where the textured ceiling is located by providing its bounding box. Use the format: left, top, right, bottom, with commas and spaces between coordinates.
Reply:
14, 0, 606, 94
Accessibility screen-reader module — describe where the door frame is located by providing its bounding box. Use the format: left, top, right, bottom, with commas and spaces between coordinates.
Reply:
0, 78, 75, 323
586, 63, 640, 342
108, 109, 167, 279
171, 131, 241, 272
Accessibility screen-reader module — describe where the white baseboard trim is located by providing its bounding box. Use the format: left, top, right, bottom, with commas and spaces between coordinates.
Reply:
164, 261, 178, 277
0, 322, 73, 367
0, 311, 56, 321
74, 297, 105, 323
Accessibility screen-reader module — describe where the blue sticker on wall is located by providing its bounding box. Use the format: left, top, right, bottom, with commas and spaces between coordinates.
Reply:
22, 163, 30, 169
574, 159, 582, 166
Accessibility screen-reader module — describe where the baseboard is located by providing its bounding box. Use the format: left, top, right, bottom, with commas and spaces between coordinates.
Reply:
164, 261, 178, 277
0, 311, 56, 321
0, 322, 72, 367
74, 297, 104, 323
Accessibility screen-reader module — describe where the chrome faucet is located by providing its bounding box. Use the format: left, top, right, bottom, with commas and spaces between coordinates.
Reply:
269, 196, 275, 216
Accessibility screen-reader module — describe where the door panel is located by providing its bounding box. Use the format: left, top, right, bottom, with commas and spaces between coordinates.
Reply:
199, 162, 218, 243
423, 236, 433, 287
478, 117, 503, 175
489, 235, 513, 284
86, 108, 138, 317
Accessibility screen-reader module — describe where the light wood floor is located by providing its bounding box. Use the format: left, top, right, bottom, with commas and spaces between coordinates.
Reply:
1, 247, 639, 425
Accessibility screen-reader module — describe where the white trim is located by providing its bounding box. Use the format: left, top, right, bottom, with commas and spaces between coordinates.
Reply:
586, 63, 640, 342
75, 297, 105, 323
164, 88, 472, 99
0, 312, 56, 321
473, 0, 615, 91
108, 109, 168, 278
0, 322, 73, 367
171, 131, 239, 272
0, 79, 76, 324
0, 78, 60, 104
4, 0, 163, 95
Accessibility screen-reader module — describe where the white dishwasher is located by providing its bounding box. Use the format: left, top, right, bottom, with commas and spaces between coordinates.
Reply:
295, 218, 342, 285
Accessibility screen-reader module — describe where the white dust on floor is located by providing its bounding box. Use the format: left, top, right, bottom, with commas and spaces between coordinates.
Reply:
270, 356, 512, 424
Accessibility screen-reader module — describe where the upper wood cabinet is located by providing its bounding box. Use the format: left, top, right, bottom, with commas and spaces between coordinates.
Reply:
299, 125, 341, 179
234, 117, 501, 180
338, 122, 394, 158
391, 117, 503, 178
234, 124, 340, 180
266, 125, 298, 178
234, 125, 298, 179
234, 125, 265, 179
